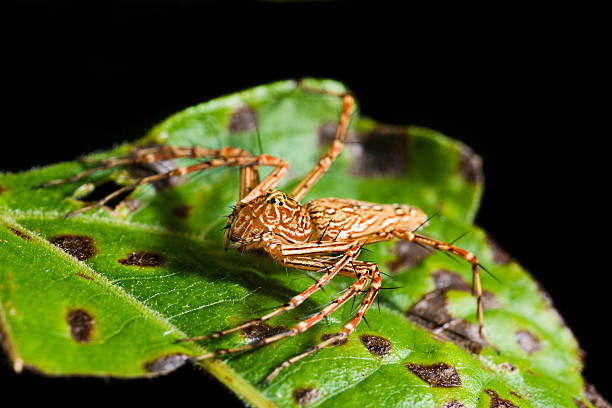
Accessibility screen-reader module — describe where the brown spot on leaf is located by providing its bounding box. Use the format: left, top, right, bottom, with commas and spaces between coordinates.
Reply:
292, 387, 320, 406
229, 105, 258, 132
487, 235, 513, 265
585, 383, 612, 408
7, 227, 31, 240
243, 322, 287, 343
387, 241, 432, 273
143, 354, 189, 375
457, 142, 483, 184
50, 235, 96, 261
348, 125, 409, 177
485, 390, 519, 408
321, 333, 348, 346
0, 185, 5, 195
444, 401, 465, 408
360, 334, 392, 358
432, 270, 472, 291
172, 204, 193, 219
406, 362, 461, 387
407, 270, 501, 354
516, 330, 541, 354
119, 251, 166, 267
75, 272, 93, 280
500, 362, 517, 373
574, 399, 589, 408
509, 391, 523, 400
66, 309, 95, 343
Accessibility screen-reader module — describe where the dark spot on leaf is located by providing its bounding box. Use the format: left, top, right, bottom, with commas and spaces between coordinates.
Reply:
66, 309, 95, 343
292, 387, 320, 406
444, 401, 465, 408
7, 227, 31, 240
487, 235, 513, 264
574, 399, 589, 408
457, 142, 483, 184
406, 362, 461, 387
321, 333, 348, 346
348, 125, 409, 177
172, 204, 193, 219
432, 270, 472, 291
50, 235, 96, 261
360, 334, 391, 358
485, 390, 519, 408
516, 330, 541, 354
243, 322, 287, 343
76, 181, 133, 209
75, 272, 93, 280
500, 362, 517, 373
407, 270, 501, 354
229, 105, 258, 133
129, 159, 185, 192
119, 251, 166, 267
387, 241, 432, 273
509, 392, 523, 400
0, 185, 5, 195
585, 383, 612, 408
143, 354, 189, 375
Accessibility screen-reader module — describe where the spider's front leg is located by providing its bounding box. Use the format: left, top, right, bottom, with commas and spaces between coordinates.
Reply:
43, 146, 287, 218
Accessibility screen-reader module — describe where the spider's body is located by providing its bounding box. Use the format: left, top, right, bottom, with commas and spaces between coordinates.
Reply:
44, 91, 496, 384
226, 189, 428, 257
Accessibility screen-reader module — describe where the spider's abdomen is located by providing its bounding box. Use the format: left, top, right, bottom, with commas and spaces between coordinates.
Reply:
306, 198, 427, 242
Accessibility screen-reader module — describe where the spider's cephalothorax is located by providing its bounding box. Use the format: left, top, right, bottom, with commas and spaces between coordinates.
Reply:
225, 189, 313, 253
44, 91, 496, 384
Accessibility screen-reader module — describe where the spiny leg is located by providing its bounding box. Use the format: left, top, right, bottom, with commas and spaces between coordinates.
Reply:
189, 244, 370, 360
65, 153, 288, 217
289, 94, 354, 202
264, 262, 382, 383
41, 145, 249, 186
390, 229, 498, 352
177, 243, 364, 343
239, 164, 260, 200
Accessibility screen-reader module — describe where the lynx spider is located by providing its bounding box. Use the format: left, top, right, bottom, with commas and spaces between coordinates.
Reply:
44, 89, 496, 383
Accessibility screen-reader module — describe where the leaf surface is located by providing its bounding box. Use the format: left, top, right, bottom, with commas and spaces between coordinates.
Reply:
0, 79, 600, 407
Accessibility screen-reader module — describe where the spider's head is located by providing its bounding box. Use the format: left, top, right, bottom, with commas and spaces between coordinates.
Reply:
224, 189, 312, 250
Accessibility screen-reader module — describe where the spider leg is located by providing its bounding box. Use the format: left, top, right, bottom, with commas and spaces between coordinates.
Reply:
190, 243, 369, 360
63, 153, 287, 218
391, 230, 498, 352
263, 262, 382, 383
178, 242, 363, 342
41, 145, 239, 186
289, 94, 354, 201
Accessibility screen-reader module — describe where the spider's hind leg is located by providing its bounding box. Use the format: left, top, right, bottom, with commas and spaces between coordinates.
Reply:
392, 229, 499, 352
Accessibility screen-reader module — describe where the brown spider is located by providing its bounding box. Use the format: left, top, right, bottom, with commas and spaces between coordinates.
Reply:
43, 92, 496, 383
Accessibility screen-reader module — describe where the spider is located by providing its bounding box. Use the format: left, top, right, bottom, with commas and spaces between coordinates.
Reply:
43, 91, 496, 383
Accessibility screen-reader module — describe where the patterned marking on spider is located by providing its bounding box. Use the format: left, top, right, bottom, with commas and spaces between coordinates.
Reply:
42, 90, 497, 384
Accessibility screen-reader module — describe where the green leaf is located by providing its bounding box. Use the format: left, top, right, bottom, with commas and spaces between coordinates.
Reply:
0, 79, 601, 407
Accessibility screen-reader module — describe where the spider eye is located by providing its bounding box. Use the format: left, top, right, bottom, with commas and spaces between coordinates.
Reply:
270, 198, 276, 204
266, 192, 271, 197
279, 201, 284, 206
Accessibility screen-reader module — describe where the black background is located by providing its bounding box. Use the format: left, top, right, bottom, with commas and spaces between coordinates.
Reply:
1, 1, 607, 406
